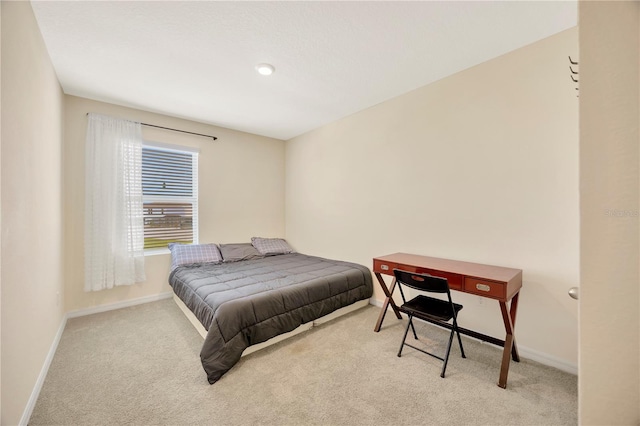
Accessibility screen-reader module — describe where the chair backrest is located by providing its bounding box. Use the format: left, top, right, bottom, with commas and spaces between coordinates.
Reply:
393, 269, 449, 294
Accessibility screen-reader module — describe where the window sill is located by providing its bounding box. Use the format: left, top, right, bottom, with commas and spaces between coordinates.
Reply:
145, 248, 170, 256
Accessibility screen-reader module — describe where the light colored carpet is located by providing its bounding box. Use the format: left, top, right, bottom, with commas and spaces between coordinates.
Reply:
30, 299, 577, 425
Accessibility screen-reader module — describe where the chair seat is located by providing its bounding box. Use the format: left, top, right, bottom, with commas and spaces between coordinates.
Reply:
393, 269, 466, 378
400, 295, 463, 323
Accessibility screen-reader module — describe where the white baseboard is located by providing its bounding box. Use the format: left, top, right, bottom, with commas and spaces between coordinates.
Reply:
21, 292, 174, 425
66, 292, 173, 319
517, 345, 578, 375
370, 300, 578, 375
19, 314, 67, 426
370, 298, 383, 308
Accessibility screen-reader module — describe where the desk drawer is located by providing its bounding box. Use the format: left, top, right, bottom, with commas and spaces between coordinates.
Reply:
374, 260, 463, 290
464, 277, 505, 299
414, 268, 463, 291
373, 260, 397, 275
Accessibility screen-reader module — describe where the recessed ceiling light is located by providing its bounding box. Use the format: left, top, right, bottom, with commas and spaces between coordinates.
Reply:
255, 63, 275, 76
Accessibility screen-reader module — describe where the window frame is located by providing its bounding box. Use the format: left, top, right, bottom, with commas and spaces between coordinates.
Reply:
142, 141, 199, 256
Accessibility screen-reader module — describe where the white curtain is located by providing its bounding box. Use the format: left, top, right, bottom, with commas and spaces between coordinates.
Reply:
85, 113, 145, 291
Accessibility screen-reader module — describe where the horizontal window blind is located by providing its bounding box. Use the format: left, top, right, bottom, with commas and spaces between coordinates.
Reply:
142, 145, 198, 250
142, 149, 193, 197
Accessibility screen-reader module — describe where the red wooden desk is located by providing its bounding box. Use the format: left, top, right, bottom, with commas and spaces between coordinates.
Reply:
373, 252, 523, 388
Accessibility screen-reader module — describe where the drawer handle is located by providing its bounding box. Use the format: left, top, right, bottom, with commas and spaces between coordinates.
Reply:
380, 264, 389, 271
476, 283, 491, 292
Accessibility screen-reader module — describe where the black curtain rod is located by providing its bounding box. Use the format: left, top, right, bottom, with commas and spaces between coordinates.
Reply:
140, 123, 217, 141
86, 113, 217, 141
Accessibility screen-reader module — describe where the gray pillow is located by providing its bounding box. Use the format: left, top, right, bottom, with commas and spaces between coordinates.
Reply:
219, 243, 264, 262
251, 237, 295, 256
168, 243, 223, 271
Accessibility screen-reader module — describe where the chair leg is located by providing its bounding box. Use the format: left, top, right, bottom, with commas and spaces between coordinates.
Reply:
451, 317, 466, 358
455, 326, 466, 358
409, 317, 418, 340
398, 315, 412, 357
440, 328, 456, 378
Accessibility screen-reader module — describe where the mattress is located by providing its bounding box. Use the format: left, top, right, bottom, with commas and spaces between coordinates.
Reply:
169, 253, 373, 383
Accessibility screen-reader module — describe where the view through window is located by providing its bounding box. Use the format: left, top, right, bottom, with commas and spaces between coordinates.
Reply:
142, 144, 198, 250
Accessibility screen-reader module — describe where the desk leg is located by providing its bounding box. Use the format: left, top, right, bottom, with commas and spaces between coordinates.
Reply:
498, 299, 517, 388
509, 292, 521, 362
373, 273, 402, 332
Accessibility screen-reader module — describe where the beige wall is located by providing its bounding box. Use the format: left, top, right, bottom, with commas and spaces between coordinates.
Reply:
64, 96, 285, 312
286, 28, 580, 367
6, 2, 638, 423
0, 5, 285, 418
579, 1, 640, 424
1, 3, 3, 423
1, 2, 65, 425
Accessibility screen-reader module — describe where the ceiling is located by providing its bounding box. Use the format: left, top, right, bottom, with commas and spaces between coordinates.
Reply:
31, 1, 577, 141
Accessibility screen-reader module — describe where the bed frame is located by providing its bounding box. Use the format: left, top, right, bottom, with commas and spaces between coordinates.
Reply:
173, 295, 370, 356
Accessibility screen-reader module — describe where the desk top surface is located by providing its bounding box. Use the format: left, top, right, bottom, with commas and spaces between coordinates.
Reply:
373, 252, 522, 283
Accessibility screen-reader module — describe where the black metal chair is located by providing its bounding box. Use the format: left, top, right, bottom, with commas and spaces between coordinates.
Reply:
394, 269, 466, 378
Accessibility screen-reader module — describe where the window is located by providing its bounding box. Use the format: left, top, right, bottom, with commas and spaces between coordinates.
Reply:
142, 143, 198, 251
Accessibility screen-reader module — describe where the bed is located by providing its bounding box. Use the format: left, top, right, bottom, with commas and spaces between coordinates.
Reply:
168, 242, 373, 384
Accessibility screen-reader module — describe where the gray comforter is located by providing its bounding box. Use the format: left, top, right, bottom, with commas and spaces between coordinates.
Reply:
168, 253, 373, 384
